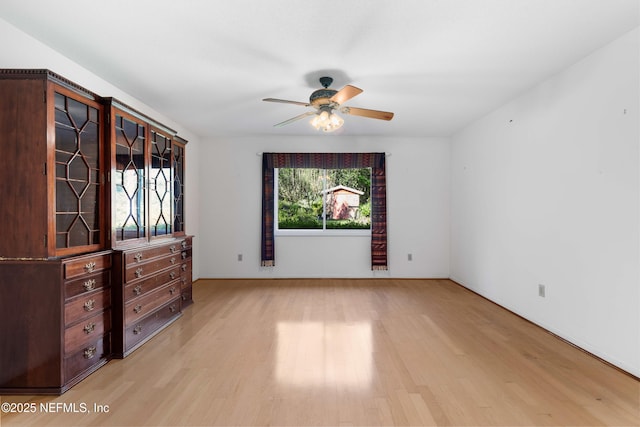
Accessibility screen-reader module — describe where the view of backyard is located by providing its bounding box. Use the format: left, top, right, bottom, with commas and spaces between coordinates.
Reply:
277, 167, 371, 230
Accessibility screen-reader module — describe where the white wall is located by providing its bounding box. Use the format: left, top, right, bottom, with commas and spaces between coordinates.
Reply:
0, 17, 203, 279
198, 135, 450, 278
450, 28, 640, 376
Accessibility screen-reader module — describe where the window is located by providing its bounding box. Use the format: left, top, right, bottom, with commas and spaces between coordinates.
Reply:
261, 152, 387, 269
276, 167, 371, 231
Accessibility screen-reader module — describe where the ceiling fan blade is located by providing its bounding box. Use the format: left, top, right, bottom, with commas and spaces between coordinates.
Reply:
330, 85, 363, 105
263, 98, 310, 107
274, 111, 316, 127
341, 106, 394, 121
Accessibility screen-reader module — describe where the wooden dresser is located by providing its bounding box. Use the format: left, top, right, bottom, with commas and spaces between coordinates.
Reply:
112, 237, 192, 357
0, 251, 112, 394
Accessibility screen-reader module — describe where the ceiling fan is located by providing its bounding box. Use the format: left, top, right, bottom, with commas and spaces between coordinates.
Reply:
263, 77, 394, 132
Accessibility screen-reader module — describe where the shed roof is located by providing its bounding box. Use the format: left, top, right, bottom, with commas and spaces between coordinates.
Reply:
321, 185, 364, 195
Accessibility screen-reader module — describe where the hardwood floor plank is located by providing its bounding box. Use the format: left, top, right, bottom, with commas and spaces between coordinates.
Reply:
1, 278, 638, 426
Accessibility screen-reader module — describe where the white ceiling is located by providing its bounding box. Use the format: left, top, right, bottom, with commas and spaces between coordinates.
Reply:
0, 0, 638, 138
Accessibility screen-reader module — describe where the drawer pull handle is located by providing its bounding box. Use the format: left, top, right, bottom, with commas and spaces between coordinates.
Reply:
181, 264, 187, 272
83, 346, 97, 359
133, 304, 143, 314
84, 261, 96, 273
84, 299, 95, 312
133, 285, 142, 296
182, 278, 186, 285
133, 325, 142, 335
135, 268, 143, 278
83, 322, 96, 334
83, 279, 96, 291
170, 271, 176, 280
170, 257, 176, 264
169, 304, 177, 313
181, 241, 187, 248
182, 294, 187, 301
134, 252, 143, 262
181, 252, 187, 259
170, 286, 177, 295
170, 245, 177, 253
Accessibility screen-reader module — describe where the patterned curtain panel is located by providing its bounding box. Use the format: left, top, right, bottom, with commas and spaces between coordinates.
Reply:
261, 155, 275, 266
261, 152, 387, 270
370, 154, 387, 270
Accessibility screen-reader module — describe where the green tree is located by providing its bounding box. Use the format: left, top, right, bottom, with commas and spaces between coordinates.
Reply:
278, 168, 323, 206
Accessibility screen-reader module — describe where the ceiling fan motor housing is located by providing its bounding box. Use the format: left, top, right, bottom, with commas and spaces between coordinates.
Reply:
310, 88, 338, 107
309, 76, 338, 107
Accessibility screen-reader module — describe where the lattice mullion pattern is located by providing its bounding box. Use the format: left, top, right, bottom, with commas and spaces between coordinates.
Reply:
54, 93, 101, 249
150, 131, 172, 236
114, 115, 146, 241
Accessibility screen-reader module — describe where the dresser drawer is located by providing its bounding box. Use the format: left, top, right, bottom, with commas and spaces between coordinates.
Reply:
64, 253, 111, 280
180, 260, 192, 278
124, 254, 181, 282
181, 236, 192, 249
124, 265, 181, 301
65, 310, 111, 354
124, 280, 180, 326
181, 285, 193, 309
180, 274, 192, 291
180, 248, 192, 261
125, 298, 181, 351
65, 271, 110, 299
65, 289, 111, 326
64, 334, 110, 383
124, 240, 187, 266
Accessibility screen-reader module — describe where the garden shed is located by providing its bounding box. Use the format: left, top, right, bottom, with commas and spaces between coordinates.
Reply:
322, 185, 364, 220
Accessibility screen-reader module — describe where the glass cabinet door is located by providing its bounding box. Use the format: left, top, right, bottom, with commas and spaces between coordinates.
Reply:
149, 128, 173, 237
54, 89, 103, 253
113, 112, 147, 242
172, 141, 185, 234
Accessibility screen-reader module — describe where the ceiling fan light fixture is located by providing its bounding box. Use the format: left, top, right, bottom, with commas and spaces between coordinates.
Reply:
310, 107, 343, 132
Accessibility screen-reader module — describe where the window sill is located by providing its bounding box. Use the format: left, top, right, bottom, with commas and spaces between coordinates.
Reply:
275, 229, 371, 237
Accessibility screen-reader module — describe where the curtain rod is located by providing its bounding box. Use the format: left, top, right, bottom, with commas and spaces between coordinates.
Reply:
256, 152, 391, 157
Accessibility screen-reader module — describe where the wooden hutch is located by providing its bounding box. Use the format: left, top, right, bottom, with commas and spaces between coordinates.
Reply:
0, 70, 193, 394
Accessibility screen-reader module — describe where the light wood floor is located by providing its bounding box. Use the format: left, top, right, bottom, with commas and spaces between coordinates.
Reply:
2, 279, 638, 426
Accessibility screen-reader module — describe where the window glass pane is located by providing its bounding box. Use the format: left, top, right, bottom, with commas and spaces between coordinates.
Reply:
325, 168, 371, 229
277, 168, 323, 229
277, 167, 371, 231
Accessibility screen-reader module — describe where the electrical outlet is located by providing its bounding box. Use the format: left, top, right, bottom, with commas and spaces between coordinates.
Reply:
237, 254, 243, 262
408, 253, 413, 261
538, 284, 546, 298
